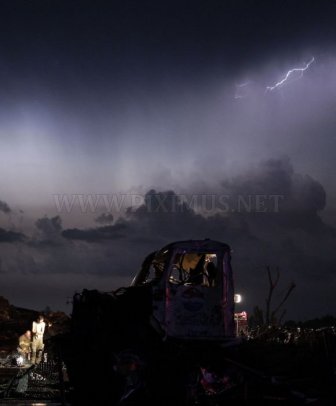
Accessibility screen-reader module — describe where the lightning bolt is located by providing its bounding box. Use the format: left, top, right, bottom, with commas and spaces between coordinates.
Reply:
234, 81, 251, 99
266, 57, 315, 92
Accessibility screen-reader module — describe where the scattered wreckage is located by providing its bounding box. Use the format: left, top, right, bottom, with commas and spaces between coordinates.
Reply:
1, 239, 334, 404
59, 238, 336, 405
0, 305, 70, 402
61, 239, 239, 404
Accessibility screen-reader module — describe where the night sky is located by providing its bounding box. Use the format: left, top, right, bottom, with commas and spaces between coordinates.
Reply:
1, 0, 336, 321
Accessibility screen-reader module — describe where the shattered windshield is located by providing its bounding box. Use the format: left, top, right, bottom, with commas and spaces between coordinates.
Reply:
169, 252, 218, 287
132, 247, 221, 287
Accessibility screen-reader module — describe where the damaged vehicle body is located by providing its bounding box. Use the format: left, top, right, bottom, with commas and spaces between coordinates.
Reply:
131, 239, 236, 343
62, 239, 240, 404
60, 239, 336, 405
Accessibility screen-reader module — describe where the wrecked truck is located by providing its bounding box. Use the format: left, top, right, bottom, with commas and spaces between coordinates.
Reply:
61, 239, 241, 405
130, 239, 236, 342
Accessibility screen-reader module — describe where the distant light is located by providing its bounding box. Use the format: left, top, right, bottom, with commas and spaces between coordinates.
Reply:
234, 294, 242, 303
16, 355, 24, 366
31, 404, 48, 406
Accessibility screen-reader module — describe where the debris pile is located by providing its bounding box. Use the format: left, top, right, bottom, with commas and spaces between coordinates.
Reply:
59, 234, 336, 405
0, 296, 10, 321
0, 295, 71, 403
0, 296, 70, 354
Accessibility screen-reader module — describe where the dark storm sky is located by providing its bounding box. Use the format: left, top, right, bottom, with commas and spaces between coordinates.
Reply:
1, 0, 336, 320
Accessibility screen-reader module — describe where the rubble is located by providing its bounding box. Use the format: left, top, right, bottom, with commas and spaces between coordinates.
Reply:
1, 239, 335, 405
58, 239, 336, 405
0, 298, 70, 354
0, 296, 71, 402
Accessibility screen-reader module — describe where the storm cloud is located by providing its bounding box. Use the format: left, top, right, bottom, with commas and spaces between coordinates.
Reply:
95, 213, 114, 225
0, 201, 11, 214
0, 1, 336, 319
0, 228, 25, 243
0, 158, 334, 319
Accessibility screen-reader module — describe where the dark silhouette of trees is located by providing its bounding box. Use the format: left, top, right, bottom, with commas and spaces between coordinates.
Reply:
250, 265, 296, 328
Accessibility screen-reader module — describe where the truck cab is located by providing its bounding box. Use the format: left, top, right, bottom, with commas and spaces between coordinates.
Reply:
131, 239, 236, 343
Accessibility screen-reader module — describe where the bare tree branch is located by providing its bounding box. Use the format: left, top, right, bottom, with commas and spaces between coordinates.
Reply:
265, 266, 280, 325
271, 282, 296, 321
